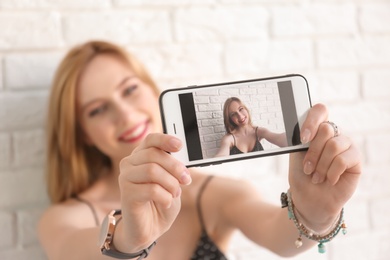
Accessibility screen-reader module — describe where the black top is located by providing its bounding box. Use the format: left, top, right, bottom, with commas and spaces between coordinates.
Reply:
229, 126, 264, 155
190, 175, 228, 260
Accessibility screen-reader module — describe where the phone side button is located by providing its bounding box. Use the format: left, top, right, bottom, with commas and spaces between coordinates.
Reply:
187, 85, 197, 88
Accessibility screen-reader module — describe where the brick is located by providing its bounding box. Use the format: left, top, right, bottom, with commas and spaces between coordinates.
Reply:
272, 3, 357, 36
328, 102, 390, 133
359, 165, 390, 199
366, 133, 390, 165
114, 0, 215, 6
198, 104, 221, 112
196, 112, 213, 120
343, 197, 370, 233
5, 52, 63, 89
0, 211, 15, 249
0, 91, 49, 131
199, 127, 214, 136
18, 208, 45, 247
268, 40, 314, 70
0, 0, 110, 9
0, 167, 48, 208
360, 3, 390, 33
217, 88, 240, 96
63, 11, 172, 46
1, 246, 46, 260
0, 56, 3, 90
209, 96, 230, 104
332, 230, 390, 260
175, 6, 268, 42
193, 96, 210, 104
0, 133, 11, 170
130, 44, 224, 79
318, 36, 390, 68
0, 13, 62, 50
304, 71, 360, 102
363, 69, 390, 100
13, 129, 45, 168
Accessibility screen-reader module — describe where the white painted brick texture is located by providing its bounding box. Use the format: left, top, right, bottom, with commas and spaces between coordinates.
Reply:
0, 0, 111, 9
360, 3, 390, 33
0, 212, 15, 249
0, 12, 62, 50
1, 1, 389, 259
0, 92, 49, 131
63, 10, 173, 46
0, 133, 11, 169
5, 52, 63, 89
272, 3, 358, 36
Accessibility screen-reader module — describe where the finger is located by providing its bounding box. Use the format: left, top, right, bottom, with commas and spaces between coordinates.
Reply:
132, 133, 183, 154
327, 144, 362, 186
124, 163, 182, 198
303, 122, 336, 176
130, 182, 180, 209
300, 103, 329, 144
313, 136, 351, 184
129, 147, 191, 185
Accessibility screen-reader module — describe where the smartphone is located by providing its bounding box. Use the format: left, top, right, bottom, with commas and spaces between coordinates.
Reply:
159, 74, 312, 167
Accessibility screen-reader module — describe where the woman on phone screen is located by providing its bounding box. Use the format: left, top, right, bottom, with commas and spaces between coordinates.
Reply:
215, 97, 288, 157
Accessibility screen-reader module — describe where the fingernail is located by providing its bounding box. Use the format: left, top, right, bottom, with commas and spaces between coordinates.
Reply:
170, 138, 182, 150
181, 171, 192, 185
304, 161, 313, 175
301, 129, 311, 144
312, 172, 320, 184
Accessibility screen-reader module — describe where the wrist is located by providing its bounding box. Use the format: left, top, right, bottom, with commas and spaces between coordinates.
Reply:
281, 190, 347, 254
289, 192, 341, 233
112, 215, 155, 254
99, 209, 156, 259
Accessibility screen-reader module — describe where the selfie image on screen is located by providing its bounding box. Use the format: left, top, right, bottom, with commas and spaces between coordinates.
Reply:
179, 80, 301, 161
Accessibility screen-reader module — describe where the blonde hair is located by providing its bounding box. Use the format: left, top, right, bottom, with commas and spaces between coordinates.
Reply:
223, 97, 253, 133
46, 40, 159, 203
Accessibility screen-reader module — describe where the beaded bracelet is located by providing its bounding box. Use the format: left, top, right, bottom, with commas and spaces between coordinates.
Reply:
280, 190, 347, 253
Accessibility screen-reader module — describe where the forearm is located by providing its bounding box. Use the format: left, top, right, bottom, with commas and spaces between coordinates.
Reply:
259, 194, 344, 257
253, 206, 318, 257
52, 228, 110, 260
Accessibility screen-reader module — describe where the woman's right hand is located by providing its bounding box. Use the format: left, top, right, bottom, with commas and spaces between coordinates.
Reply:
115, 133, 192, 252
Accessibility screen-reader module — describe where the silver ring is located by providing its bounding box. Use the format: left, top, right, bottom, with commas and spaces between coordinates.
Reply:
324, 121, 339, 137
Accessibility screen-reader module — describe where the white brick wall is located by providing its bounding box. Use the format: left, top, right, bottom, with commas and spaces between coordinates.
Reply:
1, 1, 389, 259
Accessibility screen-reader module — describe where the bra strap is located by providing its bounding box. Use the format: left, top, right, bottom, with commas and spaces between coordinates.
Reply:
73, 195, 100, 226
196, 175, 214, 231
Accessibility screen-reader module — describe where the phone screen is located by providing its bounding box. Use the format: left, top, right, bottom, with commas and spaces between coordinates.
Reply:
160, 74, 311, 167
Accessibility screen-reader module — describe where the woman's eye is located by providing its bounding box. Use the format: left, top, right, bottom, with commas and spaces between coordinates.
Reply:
89, 105, 107, 117
123, 85, 137, 96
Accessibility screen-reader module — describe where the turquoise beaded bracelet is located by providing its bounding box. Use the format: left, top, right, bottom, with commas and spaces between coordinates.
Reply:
281, 191, 347, 254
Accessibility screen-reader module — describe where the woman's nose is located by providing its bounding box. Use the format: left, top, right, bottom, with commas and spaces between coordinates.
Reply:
114, 101, 134, 124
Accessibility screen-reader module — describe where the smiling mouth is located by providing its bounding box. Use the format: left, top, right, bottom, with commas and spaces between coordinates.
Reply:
119, 121, 149, 143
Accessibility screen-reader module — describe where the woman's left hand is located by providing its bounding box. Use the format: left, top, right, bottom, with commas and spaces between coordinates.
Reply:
288, 103, 362, 230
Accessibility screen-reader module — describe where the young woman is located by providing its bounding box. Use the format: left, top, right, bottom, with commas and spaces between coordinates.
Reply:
38, 40, 362, 260
215, 97, 288, 157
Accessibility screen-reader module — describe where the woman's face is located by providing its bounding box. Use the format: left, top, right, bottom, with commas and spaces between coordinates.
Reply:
77, 54, 161, 161
228, 101, 249, 127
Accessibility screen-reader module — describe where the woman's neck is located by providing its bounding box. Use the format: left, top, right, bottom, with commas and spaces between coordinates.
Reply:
235, 124, 254, 135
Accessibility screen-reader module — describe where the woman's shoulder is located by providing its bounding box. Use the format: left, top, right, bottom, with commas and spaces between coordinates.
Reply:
220, 133, 234, 144
39, 197, 96, 231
